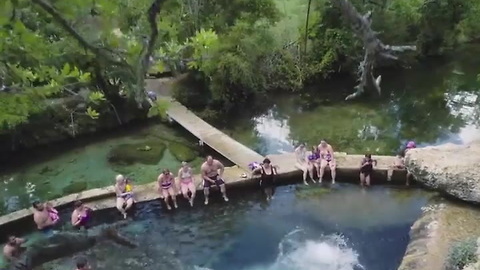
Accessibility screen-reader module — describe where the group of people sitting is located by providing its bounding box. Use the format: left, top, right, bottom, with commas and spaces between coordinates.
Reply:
114, 155, 230, 218
293, 139, 416, 186
293, 139, 338, 185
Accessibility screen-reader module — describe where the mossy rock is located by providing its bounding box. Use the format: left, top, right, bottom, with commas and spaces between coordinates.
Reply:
107, 140, 166, 166
168, 142, 198, 162
62, 181, 88, 194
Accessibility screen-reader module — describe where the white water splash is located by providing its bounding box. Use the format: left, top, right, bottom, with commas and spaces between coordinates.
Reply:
245, 228, 364, 270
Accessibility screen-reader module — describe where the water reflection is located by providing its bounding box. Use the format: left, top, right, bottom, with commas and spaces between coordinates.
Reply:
220, 54, 480, 155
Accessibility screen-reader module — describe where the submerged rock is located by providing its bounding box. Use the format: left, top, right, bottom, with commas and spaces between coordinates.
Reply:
62, 181, 88, 194
107, 140, 166, 166
405, 141, 480, 203
168, 142, 198, 162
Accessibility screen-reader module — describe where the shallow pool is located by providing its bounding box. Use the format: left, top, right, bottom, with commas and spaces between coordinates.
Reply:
38, 184, 432, 270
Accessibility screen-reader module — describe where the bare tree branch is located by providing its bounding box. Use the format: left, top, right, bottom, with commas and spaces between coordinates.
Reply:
333, 0, 416, 100
30, 0, 130, 68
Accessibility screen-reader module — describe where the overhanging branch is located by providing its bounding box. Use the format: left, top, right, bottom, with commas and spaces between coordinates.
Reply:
30, 0, 130, 68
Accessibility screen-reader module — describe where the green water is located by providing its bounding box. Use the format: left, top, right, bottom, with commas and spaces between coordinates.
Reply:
218, 50, 480, 155
0, 123, 227, 215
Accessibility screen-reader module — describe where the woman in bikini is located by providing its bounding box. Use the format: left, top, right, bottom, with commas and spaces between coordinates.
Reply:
360, 154, 377, 187
158, 169, 178, 210
252, 158, 277, 201
177, 162, 196, 207
295, 143, 315, 185
318, 139, 337, 184
71, 200, 92, 229
115, 174, 134, 219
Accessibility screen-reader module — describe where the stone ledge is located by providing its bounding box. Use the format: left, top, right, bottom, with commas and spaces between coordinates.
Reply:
0, 153, 407, 233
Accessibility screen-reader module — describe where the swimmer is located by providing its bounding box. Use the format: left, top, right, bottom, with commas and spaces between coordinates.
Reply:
74, 255, 91, 270
318, 139, 337, 184
201, 156, 229, 205
177, 162, 196, 207
360, 154, 377, 187
114, 174, 134, 219
32, 200, 60, 235
3, 235, 26, 261
158, 169, 178, 210
252, 158, 277, 201
71, 200, 92, 230
295, 143, 316, 185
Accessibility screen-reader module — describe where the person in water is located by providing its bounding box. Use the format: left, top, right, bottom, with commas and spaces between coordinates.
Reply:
114, 174, 134, 219
177, 162, 196, 207
158, 169, 178, 210
252, 158, 278, 201
387, 141, 416, 185
318, 139, 337, 184
75, 255, 92, 270
3, 235, 26, 261
201, 155, 229, 205
295, 143, 315, 185
360, 154, 377, 187
306, 146, 320, 181
71, 200, 92, 230
32, 200, 60, 235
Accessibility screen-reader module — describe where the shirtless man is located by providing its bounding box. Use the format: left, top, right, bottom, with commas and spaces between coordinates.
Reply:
32, 200, 60, 235
318, 139, 337, 184
3, 235, 26, 261
201, 156, 229, 205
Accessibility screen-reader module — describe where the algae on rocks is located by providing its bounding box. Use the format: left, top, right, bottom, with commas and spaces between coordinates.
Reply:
62, 181, 88, 194
168, 142, 198, 162
107, 140, 167, 166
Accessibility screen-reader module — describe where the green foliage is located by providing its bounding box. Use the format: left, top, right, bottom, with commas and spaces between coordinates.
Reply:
446, 237, 478, 270
147, 99, 170, 119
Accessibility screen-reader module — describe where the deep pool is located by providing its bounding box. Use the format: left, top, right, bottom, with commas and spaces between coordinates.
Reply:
37, 183, 432, 270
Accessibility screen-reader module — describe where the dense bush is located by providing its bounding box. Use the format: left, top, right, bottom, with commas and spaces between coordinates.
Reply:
446, 237, 478, 270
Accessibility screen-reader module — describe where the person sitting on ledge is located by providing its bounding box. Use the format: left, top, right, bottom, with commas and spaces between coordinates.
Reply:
178, 162, 196, 207
252, 158, 278, 201
318, 139, 337, 184
71, 200, 92, 230
295, 143, 315, 185
3, 235, 26, 262
360, 154, 377, 187
114, 174, 134, 219
307, 146, 320, 181
387, 141, 416, 185
201, 155, 229, 205
32, 200, 60, 235
158, 168, 178, 210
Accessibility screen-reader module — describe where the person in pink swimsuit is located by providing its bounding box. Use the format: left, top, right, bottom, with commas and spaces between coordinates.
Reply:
158, 169, 178, 210
177, 162, 196, 207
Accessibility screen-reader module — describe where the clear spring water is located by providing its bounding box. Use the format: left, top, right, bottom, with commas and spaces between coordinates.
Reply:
37, 184, 431, 270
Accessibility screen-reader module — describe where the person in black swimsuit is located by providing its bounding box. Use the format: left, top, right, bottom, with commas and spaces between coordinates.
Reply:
252, 158, 278, 201
360, 154, 377, 186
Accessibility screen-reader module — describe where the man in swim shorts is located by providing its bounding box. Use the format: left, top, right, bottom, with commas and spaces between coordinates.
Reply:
32, 200, 60, 235
201, 155, 229, 205
3, 235, 26, 261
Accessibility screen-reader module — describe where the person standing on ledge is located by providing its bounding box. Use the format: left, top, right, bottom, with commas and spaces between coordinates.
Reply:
318, 139, 337, 184
32, 200, 60, 235
3, 235, 26, 261
201, 155, 229, 205
74, 255, 92, 270
158, 168, 178, 210
252, 158, 278, 201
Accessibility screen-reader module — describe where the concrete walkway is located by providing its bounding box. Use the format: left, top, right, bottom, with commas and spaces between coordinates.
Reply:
166, 101, 264, 170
